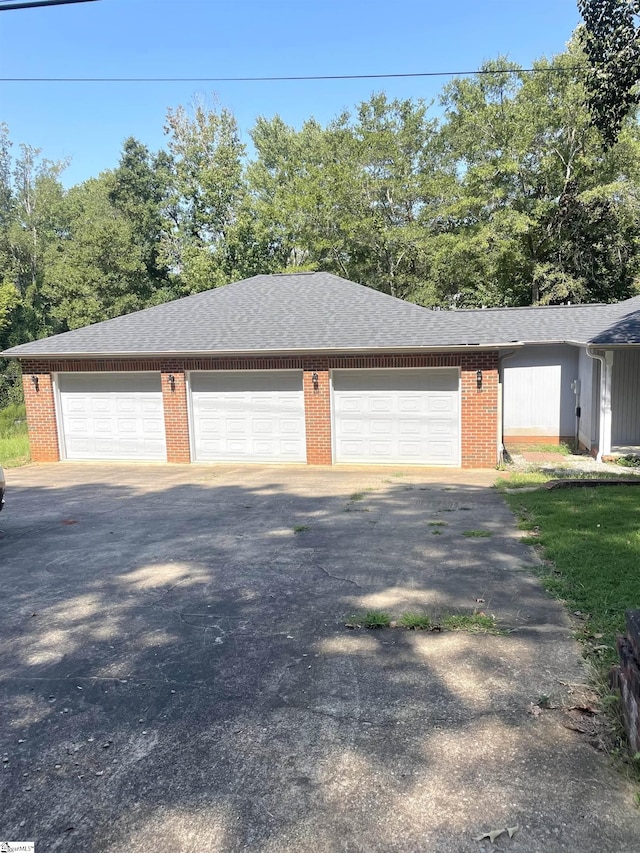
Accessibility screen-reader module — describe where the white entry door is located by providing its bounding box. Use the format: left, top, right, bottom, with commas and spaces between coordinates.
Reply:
58, 373, 166, 461
190, 371, 306, 462
332, 368, 460, 465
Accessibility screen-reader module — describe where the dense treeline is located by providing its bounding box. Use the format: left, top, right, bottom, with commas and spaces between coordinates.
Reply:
1, 39, 639, 403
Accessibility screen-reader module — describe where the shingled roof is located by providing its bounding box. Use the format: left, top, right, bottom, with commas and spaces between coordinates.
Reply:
3, 272, 640, 358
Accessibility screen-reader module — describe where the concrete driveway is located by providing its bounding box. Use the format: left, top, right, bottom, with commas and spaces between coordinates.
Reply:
0, 463, 638, 852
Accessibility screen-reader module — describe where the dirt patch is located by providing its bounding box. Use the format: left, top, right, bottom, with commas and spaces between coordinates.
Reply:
520, 451, 569, 464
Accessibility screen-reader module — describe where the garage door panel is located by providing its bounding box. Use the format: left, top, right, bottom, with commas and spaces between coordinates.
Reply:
280, 439, 303, 454
430, 419, 453, 435
67, 417, 89, 432
92, 398, 112, 415
191, 371, 306, 463
429, 440, 456, 459
397, 442, 425, 459
227, 419, 249, 435
280, 419, 303, 435
370, 419, 393, 435
340, 397, 363, 413
369, 440, 394, 456
117, 418, 138, 434
66, 397, 88, 415
253, 419, 275, 434
142, 419, 164, 435
333, 369, 460, 466
398, 396, 421, 412
95, 418, 114, 434
142, 398, 163, 414
117, 398, 137, 414
227, 439, 249, 454
59, 373, 166, 461
371, 397, 393, 412
200, 418, 222, 434
429, 396, 453, 413
398, 419, 421, 435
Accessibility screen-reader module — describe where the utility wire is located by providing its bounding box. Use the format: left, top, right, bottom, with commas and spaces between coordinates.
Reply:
0, 67, 586, 83
0, 0, 99, 10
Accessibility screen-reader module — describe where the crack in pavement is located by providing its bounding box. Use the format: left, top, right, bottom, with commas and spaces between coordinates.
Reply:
312, 561, 363, 589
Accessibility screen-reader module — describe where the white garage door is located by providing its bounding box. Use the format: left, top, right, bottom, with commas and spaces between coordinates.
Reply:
332, 368, 460, 465
190, 371, 306, 463
58, 373, 166, 461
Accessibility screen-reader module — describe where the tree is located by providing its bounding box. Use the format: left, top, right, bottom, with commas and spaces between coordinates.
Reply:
536, 179, 640, 303
0, 129, 67, 346
161, 101, 246, 293
248, 95, 445, 300
107, 137, 175, 301
435, 45, 639, 305
42, 175, 148, 330
578, 0, 640, 147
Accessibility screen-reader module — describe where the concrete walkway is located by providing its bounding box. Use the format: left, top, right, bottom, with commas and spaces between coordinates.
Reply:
0, 463, 638, 852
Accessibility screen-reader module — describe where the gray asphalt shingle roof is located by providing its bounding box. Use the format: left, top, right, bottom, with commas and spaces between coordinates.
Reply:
3, 272, 640, 358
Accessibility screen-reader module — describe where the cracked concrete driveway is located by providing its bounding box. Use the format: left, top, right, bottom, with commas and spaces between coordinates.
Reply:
0, 463, 638, 852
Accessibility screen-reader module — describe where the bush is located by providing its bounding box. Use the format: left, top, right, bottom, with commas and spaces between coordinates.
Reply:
0, 402, 27, 438
0, 359, 24, 408
617, 455, 640, 468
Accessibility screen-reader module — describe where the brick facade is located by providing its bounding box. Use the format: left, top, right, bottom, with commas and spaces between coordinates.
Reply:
20, 351, 499, 468
302, 358, 332, 465
22, 370, 60, 463
160, 364, 191, 464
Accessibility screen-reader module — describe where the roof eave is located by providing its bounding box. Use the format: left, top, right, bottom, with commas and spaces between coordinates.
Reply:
3, 343, 524, 360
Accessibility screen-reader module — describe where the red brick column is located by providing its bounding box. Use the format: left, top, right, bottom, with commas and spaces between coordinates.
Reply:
22, 369, 60, 462
160, 367, 191, 463
303, 357, 332, 465
460, 353, 499, 468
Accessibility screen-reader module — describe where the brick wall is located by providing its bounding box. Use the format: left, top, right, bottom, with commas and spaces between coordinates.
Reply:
460, 352, 499, 469
22, 370, 60, 462
19, 351, 500, 468
160, 363, 191, 463
302, 357, 332, 465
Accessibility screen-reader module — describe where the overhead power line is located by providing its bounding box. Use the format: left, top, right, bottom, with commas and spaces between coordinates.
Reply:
0, 67, 585, 83
0, 0, 99, 10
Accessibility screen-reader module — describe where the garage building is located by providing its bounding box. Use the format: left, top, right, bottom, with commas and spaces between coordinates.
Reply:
2, 273, 500, 467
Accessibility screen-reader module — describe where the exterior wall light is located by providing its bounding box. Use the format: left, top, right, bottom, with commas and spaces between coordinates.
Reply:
31, 375, 39, 392
476, 369, 483, 390
312, 371, 319, 387
167, 374, 176, 391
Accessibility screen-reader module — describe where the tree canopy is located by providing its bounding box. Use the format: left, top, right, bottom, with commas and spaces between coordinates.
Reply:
578, 0, 640, 147
1, 32, 639, 405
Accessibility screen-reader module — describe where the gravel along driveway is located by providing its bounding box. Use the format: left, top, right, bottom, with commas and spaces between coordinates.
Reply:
0, 463, 638, 852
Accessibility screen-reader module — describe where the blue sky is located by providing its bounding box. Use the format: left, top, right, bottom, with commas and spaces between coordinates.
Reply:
0, 0, 582, 186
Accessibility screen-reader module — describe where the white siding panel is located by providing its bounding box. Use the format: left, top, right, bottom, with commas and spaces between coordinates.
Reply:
332, 369, 460, 465
58, 373, 166, 461
612, 350, 640, 446
577, 347, 595, 449
502, 345, 578, 438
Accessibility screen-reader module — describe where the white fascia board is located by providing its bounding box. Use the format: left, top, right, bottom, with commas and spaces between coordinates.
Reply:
6, 343, 525, 360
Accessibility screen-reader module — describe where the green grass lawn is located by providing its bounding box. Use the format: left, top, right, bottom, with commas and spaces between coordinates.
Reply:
504, 485, 640, 670
495, 468, 639, 491
506, 442, 573, 455
0, 403, 30, 467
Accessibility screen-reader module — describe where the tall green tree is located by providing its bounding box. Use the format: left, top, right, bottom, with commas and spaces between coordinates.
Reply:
248, 94, 446, 299
578, 0, 640, 147
42, 175, 148, 330
107, 137, 175, 302
434, 45, 640, 305
0, 130, 67, 343
161, 101, 246, 293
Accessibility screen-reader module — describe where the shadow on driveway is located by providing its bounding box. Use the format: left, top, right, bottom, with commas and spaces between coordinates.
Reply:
0, 464, 637, 852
